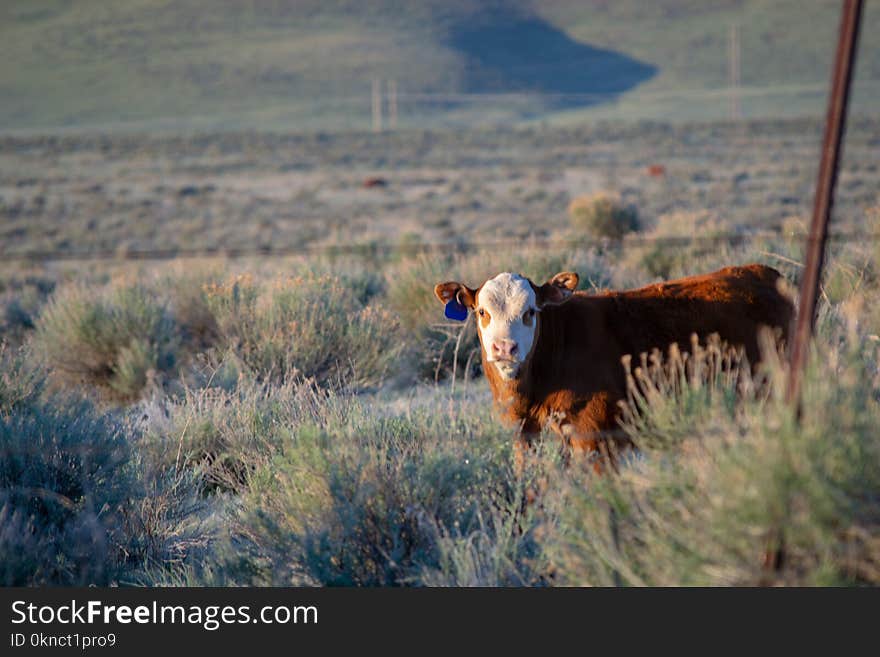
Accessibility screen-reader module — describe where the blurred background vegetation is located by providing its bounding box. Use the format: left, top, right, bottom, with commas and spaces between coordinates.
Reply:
2, 0, 880, 132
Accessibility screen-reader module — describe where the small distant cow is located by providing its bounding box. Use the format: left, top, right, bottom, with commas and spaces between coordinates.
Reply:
362, 176, 388, 189
435, 264, 793, 470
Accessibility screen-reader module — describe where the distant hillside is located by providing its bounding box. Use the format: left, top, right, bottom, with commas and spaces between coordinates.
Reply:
1, 0, 878, 132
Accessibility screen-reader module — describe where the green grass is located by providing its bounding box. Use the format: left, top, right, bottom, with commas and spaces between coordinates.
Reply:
30, 267, 400, 402
3, 1, 879, 132
3, 228, 880, 585
203, 272, 401, 388
35, 281, 181, 401
211, 391, 541, 586
548, 334, 880, 585
0, 349, 208, 585
2, 122, 880, 586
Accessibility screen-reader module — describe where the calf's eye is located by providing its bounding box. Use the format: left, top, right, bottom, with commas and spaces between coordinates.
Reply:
523, 309, 535, 325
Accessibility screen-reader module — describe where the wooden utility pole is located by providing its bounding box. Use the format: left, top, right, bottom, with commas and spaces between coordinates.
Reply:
372, 78, 383, 132
388, 79, 398, 130
728, 23, 742, 120
786, 0, 864, 407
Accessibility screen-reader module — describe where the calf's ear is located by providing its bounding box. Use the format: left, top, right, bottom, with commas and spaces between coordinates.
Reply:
536, 271, 579, 306
434, 281, 478, 308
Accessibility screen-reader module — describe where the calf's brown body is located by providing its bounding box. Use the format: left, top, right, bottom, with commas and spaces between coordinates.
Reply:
479, 264, 793, 464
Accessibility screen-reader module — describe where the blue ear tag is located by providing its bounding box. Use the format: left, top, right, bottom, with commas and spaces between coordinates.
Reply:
444, 299, 468, 321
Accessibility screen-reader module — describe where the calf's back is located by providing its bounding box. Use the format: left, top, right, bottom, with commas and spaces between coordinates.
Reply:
520, 264, 793, 418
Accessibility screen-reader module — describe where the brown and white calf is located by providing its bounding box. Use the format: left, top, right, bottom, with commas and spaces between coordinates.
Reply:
435, 264, 794, 469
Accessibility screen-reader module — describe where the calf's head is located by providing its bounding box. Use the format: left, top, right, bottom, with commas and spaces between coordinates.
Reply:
434, 271, 578, 380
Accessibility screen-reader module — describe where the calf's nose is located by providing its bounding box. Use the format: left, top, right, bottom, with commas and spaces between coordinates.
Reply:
491, 339, 518, 358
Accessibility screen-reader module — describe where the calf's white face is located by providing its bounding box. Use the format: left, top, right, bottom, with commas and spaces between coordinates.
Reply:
434, 270, 579, 382
475, 273, 538, 380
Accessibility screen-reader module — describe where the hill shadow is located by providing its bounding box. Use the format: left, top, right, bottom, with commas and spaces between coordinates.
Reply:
446, 10, 657, 108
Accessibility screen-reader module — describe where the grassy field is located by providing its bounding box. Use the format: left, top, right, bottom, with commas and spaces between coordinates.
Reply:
2, 118, 880, 586
2, 0, 879, 132
3, 118, 880, 260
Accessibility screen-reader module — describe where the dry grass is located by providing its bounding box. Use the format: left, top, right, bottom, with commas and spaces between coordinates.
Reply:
3, 125, 880, 587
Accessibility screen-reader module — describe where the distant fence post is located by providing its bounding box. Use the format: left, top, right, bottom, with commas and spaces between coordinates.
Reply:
388, 79, 398, 130
728, 23, 741, 120
786, 0, 864, 408
372, 79, 383, 132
